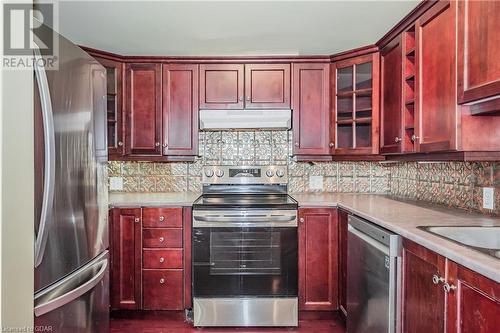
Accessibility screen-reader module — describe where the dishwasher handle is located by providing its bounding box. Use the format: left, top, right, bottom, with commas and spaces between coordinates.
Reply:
348, 215, 402, 257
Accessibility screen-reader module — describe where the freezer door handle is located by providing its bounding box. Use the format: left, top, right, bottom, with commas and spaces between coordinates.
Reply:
34, 255, 108, 317
33, 44, 56, 268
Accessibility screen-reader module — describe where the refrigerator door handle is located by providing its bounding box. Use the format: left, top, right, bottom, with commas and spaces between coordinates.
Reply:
34, 256, 108, 317
33, 44, 56, 268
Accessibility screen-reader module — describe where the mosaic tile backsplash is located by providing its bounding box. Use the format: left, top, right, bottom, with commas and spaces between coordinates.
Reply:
108, 131, 500, 216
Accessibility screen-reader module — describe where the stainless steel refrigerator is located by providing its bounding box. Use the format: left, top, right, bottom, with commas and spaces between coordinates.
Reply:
33, 24, 109, 333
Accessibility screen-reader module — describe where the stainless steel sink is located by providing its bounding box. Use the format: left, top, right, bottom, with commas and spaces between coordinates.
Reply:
420, 226, 500, 259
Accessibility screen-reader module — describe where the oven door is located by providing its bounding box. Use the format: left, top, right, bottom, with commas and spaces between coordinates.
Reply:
192, 210, 298, 298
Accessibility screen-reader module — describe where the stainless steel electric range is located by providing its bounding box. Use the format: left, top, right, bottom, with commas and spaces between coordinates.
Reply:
192, 165, 298, 327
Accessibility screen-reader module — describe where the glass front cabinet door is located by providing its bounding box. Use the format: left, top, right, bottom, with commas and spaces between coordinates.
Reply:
331, 53, 380, 155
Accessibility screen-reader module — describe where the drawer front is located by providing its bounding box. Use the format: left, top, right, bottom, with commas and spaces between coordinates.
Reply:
142, 208, 183, 228
143, 249, 183, 269
143, 228, 183, 248
143, 269, 183, 310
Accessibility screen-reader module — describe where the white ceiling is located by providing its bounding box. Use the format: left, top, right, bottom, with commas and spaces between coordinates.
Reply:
57, 0, 419, 56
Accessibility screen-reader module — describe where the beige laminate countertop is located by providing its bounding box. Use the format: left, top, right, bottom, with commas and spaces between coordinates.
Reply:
292, 193, 500, 283
109, 192, 201, 207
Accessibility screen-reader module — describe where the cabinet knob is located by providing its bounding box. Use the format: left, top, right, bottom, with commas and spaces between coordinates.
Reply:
411, 134, 419, 142
432, 274, 445, 285
159, 215, 165, 222
246, 96, 250, 102
159, 278, 165, 284
159, 237, 165, 243
155, 142, 160, 147
134, 218, 140, 223
394, 137, 402, 143
159, 257, 165, 263
163, 143, 168, 148
117, 141, 124, 147
443, 282, 456, 293
239, 96, 243, 101
294, 142, 299, 147
299, 217, 305, 223
329, 142, 334, 148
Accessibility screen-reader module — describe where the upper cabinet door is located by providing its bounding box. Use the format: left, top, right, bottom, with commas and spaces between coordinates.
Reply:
94, 57, 124, 159
162, 64, 199, 156
199, 64, 244, 109
125, 63, 162, 155
415, 1, 458, 153
244, 64, 290, 109
292, 63, 331, 156
457, 0, 500, 104
331, 53, 380, 155
380, 36, 403, 154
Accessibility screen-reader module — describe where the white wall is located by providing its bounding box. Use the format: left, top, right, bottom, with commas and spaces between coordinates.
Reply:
0, 1, 35, 330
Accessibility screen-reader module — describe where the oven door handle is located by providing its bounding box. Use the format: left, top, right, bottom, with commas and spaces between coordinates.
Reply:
193, 215, 296, 223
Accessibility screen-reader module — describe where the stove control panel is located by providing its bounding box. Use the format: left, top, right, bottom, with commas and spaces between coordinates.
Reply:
202, 165, 288, 184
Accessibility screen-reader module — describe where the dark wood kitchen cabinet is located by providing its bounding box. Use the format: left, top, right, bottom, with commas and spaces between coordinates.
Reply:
402, 239, 500, 332
110, 207, 191, 311
292, 63, 331, 158
94, 57, 124, 159
199, 64, 244, 109
457, 0, 500, 110
244, 63, 290, 109
380, 36, 403, 154
142, 207, 185, 310
110, 208, 142, 310
446, 262, 500, 332
298, 208, 338, 311
199, 63, 290, 110
125, 63, 162, 156
414, 1, 458, 153
401, 239, 446, 332
162, 64, 199, 156
338, 209, 349, 318
331, 53, 380, 155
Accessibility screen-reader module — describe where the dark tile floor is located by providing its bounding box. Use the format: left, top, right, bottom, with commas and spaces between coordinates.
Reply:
110, 311, 346, 333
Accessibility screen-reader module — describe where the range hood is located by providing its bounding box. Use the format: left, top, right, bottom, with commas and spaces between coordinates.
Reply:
199, 109, 292, 131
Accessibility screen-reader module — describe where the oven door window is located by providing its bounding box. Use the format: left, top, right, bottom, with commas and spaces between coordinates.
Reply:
193, 227, 297, 297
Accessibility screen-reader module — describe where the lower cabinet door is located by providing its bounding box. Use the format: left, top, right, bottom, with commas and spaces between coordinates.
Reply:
143, 269, 183, 310
298, 208, 339, 311
401, 239, 446, 332
447, 262, 500, 332
110, 208, 142, 310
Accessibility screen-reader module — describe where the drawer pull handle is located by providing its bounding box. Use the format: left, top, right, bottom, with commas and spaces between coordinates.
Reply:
159, 237, 165, 243
159, 257, 165, 263
159, 278, 165, 284
159, 215, 165, 222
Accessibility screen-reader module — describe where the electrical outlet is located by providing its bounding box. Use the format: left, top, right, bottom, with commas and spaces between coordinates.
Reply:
309, 176, 324, 191
109, 177, 123, 191
483, 187, 494, 210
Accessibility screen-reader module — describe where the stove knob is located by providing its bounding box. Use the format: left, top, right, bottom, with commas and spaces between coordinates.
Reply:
215, 169, 224, 178
204, 169, 214, 178
266, 169, 274, 177
276, 169, 285, 178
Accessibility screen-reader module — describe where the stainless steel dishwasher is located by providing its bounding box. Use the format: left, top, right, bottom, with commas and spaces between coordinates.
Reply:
347, 215, 402, 333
